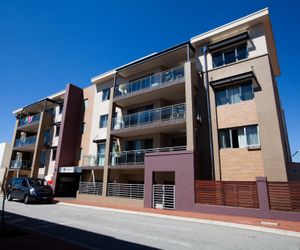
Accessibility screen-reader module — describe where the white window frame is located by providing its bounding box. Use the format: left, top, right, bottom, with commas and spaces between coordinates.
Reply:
219, 125, 260, 149
212, 42, 249, 68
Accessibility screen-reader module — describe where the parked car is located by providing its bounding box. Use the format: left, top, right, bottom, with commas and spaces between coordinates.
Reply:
6, 177, 54, 204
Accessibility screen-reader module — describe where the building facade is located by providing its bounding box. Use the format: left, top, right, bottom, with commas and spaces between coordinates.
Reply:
4, 8, 299, 210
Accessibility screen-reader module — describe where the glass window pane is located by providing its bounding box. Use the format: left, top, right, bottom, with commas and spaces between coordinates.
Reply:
237, 43, 248, 60
237, 128, 246, 148
228, 86, 241, 104
219, 130, 231, 148
224, 49, 236, 64
99, 115, 108, 128
212, 52, 223, 68
246, 126, 259, 146
102, 88, 110, 101
241, 84, 254, 101
216, 89, 227, 106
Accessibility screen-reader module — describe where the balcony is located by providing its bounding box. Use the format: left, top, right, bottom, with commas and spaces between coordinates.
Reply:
81, 154, 105, 167
110, 146, 186, 168
114, 66, 185, 106
18, 114, 40, 132
9, 160, 32, 170
111, 103, 186, 137
14, 135, 37, 151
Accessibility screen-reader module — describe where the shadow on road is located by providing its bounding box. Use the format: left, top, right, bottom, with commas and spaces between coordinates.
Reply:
1, 211, 158, 250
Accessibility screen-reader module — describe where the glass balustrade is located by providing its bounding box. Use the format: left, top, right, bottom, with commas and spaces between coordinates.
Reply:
112, 103, 186, 130
19, 114, 40, 127
10, 160, 32, 169
110, 146, 187, 166
14, 135, 37, 147
114, 66, 184, 97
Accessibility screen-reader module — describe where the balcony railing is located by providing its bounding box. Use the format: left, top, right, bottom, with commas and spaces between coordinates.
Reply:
19, 114, 40, 127
112, 103, 186, 130
78, 182, 103, 195
9, 160, 32, 169
14, 135, 37, 148
107, 183, 144, 200
114, 66, 184, 98
81, 153, 105, 166
110, 145, 187, 166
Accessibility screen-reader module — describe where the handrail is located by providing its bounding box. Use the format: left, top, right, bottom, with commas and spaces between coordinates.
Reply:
114, 65, 184, 97
112, 103, 186, 130
82, 153, 105, 166
78, 182, 103, 195
110, 145, 186, 166
107, 183, 144, 200
14, 135, 37, 147
10, 160, 32, 169
19, 114, 40, 127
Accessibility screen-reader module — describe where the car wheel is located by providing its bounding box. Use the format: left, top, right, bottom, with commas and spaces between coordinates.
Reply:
47, 198, 54, 204
7, 193, 12, 201
24, 195, 30, 204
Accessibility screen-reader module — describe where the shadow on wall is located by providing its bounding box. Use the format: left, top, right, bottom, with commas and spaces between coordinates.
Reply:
2, 210, 158, 250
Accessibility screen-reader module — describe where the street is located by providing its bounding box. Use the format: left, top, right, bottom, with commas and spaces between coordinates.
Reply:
2, 198, 300, 250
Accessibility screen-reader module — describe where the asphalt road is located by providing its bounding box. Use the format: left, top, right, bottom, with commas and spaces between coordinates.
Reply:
2, 198, 300, 250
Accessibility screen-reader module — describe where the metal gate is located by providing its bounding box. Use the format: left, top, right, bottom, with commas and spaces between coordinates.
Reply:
152, 184, 175, 210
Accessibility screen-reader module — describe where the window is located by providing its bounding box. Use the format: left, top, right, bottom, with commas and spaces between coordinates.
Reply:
84, 99, 88, 109
215, 82, 253, 106
80, 122, 85, 134
77, 148, 82, 161
99, 115, 108, 128
102, 88, 110, 101
212, 43, 248, 68
97, 143, 106, 166
40, 151, 46, 167
59, 104, 63, 114
52, 148, 57, 161
219, 125, 259, 149
56, 126, 60, 137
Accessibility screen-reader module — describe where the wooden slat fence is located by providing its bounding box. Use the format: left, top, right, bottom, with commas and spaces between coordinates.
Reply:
195, 181, 259, 209
268, 182, 300, 212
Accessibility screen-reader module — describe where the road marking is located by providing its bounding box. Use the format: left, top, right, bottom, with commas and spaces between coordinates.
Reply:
58, 202, 300, 238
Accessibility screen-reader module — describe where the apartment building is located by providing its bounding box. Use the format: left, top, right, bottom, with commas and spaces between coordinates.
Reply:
4, 8, 298, 210
5, 91, 65, 186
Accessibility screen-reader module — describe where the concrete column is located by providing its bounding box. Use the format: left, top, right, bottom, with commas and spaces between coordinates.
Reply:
209, 85, 221, 180
256, 176, 270, 213
31, 111, 52, 178
184, 62, 195, 151
102, 85, 115, 196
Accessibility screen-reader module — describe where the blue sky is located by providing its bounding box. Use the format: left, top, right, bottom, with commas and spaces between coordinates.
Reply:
0, 0, 299, 162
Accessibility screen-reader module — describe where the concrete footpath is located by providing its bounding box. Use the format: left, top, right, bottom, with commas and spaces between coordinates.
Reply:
56, 197, 300, 236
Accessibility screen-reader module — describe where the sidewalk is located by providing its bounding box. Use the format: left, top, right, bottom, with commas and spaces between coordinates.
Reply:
56, 198, 300, 234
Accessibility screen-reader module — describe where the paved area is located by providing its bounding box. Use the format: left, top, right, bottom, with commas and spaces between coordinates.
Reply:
57, 197, 300, 233
0, 223, 84, 250
2, 198, 300, 250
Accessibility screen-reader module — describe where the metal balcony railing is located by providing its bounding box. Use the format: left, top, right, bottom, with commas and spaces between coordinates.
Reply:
14, 135, 37, 148
114, 66, 184, 98
81, 153, 105, 166
78, 182, 103, 195
112, 103, 186, 130
107, 183, 144, 200
19, 114, 40, 127
9, 160, 32, 169
110, 145, 187, 166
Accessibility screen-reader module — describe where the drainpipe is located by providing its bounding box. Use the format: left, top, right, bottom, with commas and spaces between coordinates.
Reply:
202, 46, 215, 180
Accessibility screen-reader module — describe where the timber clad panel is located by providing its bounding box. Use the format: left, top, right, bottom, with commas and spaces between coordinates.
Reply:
195, 180, 259, 208
268, 182, 300, 212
